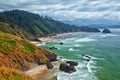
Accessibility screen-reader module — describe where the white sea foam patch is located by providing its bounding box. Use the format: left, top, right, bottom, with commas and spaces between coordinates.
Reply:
68, 48, 74, 51
68, 48, 80, 51
75, 44, 82, 47
77, 54, 104, 62
86, 60, 97, 73
81, 55, 104, 60
99, 34, 119, 38
64, 37, 77, 41
57, 38, 77, 43
75, 37, 96, 42
57, 60, 98, 80
90, 56, 105, 60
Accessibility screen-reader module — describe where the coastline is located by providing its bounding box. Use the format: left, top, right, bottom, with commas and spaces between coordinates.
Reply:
31, 32, 86, 46
28, 32, 85, 80
25, 61, 59, 80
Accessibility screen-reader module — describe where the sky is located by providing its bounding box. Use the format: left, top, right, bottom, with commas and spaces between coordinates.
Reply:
0, 0, 120, 21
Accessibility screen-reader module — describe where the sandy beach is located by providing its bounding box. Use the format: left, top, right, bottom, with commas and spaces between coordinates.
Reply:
28, 32, 85, 80
31, 32, 85, 46
25, 61, 59, 80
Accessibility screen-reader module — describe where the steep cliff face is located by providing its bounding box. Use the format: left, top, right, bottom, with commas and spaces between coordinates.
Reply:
0, 31, 57, 70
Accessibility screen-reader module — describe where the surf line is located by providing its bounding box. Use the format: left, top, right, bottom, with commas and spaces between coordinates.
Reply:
87, 61, 92, 73
82, 54, 92, 73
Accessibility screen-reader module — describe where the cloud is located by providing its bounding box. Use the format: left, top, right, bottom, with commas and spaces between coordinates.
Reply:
0, 0, 120, 21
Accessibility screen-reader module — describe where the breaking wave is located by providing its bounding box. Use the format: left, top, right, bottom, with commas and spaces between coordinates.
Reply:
75, 37, 96, 42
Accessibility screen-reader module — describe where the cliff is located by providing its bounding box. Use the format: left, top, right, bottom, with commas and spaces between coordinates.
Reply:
0, 31, 57, 79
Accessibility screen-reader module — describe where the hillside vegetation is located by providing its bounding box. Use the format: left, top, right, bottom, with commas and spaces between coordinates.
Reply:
0, 67, 32, 80
0, 10, 100, 40
0, 10, 80, 39
0, 10, 100, 79
0, 31, 57, 80
0, 31, 56, 69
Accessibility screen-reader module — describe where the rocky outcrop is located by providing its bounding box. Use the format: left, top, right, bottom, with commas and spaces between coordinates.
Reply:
0, 31, 58, 70
82, 54, 91, 61
102, 29, 111, 33
60, 42, 63, 45
59, 63, 76, 73
34, 58, 41, 65
44, 53, 57, 61
46, 62, 53, 69
49, 47, 58, 50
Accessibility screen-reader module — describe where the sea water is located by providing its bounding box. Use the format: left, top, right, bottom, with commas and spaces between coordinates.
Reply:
41, 28, 120, 80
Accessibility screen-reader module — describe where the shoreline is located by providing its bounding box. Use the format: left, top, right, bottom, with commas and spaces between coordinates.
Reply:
25, 61, 59, 80
31, 32, 86, 46
28, 32, 85, 80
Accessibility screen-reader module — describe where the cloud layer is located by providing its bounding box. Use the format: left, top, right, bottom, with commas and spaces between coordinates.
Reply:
0, 0, 120, 21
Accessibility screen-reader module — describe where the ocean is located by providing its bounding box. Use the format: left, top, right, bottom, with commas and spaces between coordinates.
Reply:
41, 28, 120, 80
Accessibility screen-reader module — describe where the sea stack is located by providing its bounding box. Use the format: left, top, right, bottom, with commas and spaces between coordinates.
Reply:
102, 29, 111, 33
59, 63, 76, 73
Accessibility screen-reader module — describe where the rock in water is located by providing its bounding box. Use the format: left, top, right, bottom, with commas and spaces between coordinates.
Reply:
82, 54, 91, 61
66, 61, 78, 66
59, 63, 76, 73
103, 29, 111, 33
49, 47, 58, 50
46, 62, 53, 69
60, 42, 63, 45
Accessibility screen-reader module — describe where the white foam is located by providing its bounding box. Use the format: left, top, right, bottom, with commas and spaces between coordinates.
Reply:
75, 37, 96, 42
57, 60, 98, 80
86, 60, 97, 73
81, 55, 104, 60
75, 44, 82, 47
68, 48, 74, 51
99, 34, 119, 38
87, 61, 92, 73
91, 56, 104, 60
56, 48, 61, 50
68, 48, 80, 51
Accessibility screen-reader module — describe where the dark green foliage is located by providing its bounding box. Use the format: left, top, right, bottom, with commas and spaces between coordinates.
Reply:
0, 38, 16, 53
79, 26, 100, 32
0, 10, 100, 40
0, 10, 79, 39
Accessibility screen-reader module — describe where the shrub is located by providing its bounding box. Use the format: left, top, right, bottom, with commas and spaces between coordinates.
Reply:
0, 67, 33, 80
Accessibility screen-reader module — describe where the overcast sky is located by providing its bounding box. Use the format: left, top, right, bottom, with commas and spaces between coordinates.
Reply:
0, 0, 120, 21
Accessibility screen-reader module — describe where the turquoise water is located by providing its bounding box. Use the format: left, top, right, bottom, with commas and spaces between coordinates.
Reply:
41, 28, 120, 80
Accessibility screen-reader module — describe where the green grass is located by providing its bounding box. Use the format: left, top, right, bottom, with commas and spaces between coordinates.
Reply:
0, 38, 16, 54
23, 41, 36, 53
0, 31, 36, 54
0, 31, 56, 80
